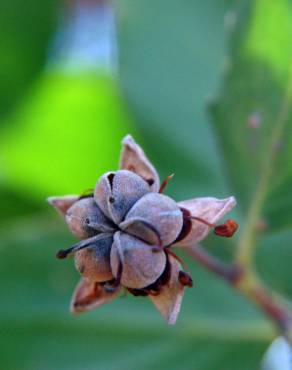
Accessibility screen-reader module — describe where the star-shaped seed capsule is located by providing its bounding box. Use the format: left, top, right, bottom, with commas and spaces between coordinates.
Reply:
48, 135, 237, 324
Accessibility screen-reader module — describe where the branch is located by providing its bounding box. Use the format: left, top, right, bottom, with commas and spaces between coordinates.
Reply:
185, 244, 292, 343
185, 244, 242, 283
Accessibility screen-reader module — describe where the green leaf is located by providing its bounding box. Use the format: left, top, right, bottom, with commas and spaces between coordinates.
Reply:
0, 71, 138, 198
0, 0, 57, 117
116, 0, 240, 264
1, 0, 291, 369
209, 0, 292, 296
115, 0, 292, 367
0, 218, 271, 370
116, 0, 231, 200
210, 1, 292, 225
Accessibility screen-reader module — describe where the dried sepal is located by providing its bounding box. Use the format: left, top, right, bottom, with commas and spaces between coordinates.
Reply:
149, 255, 184, 325
47, 195, 79, 217
174, 196, 236, 247
75, 233, 114, 282
110, 231, 166, 289
70, 278, 120, 314
120, 135, 160, 192
94, 170, 150, 225
66, 198, 115, 239
120, 193, 183, 246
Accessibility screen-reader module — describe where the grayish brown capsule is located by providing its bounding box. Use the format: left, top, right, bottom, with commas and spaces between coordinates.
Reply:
66, 197, 115, 239
120, 193, 183, 246
75, 233, 114, 282
94, 170, 150, 225
49, 134, 237, 325
110, 231, 166, 289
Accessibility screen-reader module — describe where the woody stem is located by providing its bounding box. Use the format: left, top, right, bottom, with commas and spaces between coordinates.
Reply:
186, 244, 292, 342
185, 244, 241, 283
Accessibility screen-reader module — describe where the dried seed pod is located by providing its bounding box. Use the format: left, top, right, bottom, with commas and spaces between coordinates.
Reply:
94, 170, 150, 224
120, 193, 183, 246
75, 233, 114, 282
110, 231, 166, 289
49, 134, 238, 323
66, 198, 115, 239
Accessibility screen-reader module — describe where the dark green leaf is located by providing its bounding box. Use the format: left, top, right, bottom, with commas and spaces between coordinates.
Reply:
0, 0, 57, 117
209, 0, 292, 296
0, 218, 271, 370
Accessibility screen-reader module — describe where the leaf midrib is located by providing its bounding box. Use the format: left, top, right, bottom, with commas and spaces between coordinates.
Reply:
235, 65, 292, 267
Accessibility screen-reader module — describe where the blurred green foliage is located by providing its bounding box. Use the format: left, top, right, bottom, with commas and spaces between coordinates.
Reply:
1, 71, 137, 197
210, 0, 292, 298
0, 0, 57, 117
0, 0, 291, 369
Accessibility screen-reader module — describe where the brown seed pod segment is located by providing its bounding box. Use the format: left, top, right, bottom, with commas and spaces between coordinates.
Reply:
149, 255, 184, 325
66, 198, 115, 239
70, 278, 120, 314
75, 233, 114, 282
110, 231, 166, 289
94, 170, 151, 225
120, 193, 183, 246
47, 195, 79, 217
174, 196, 236, 247
120, 135, 160, 192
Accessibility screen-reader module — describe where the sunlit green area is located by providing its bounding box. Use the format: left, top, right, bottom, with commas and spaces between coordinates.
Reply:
0, 1, 291, 369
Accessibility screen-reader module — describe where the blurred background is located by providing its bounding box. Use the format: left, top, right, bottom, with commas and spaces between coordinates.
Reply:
0, 0, 291, 369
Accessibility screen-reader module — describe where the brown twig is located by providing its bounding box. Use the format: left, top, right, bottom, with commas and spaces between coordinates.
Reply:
185, 244, 292, 343
185, 244, 242, 283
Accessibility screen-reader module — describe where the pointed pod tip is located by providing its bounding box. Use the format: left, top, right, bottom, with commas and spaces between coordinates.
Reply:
47, 195, 79, 216
47, 196, 56, 205
167, 317, 178, 325
56, 249, 68, 259
70, 303, 83, 315
227, 196, 237, 207
122, 134, 134, 145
